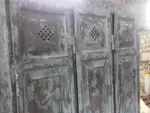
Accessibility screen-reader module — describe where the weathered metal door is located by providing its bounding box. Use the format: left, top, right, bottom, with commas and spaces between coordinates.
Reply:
114, 13, 139, 113
12, 2, 139, 113
15, 4, 76, 113
75, 7, 114, 113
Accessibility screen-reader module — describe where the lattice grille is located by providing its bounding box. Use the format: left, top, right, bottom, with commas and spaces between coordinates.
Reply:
38, 25, 54, 43
122, 27, 132, 41
89, 26, 100, 41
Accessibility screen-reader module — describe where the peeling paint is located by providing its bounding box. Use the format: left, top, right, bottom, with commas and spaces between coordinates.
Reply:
75, 7, 114, 113
0, 0, 12, 113
114, 14, 139, 113
6, 1, 140, 113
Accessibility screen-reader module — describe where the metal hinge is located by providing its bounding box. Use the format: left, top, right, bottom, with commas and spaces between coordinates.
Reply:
111, 35, 115, 51
70, 44, 76, 60
73, 45, 76, 54
72, 45, 76, 60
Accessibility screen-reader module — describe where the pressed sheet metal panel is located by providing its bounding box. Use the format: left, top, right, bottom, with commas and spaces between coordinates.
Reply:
16, 4, 75, 113
115, 55, 137, 113
75, 8, 114, 113
19, 6, 73, 57
114, 17, 135, 49
114, 14, 139, 113
22, 65, 73, 113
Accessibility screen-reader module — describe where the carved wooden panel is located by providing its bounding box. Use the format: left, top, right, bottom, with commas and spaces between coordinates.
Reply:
75, 8, 113, 113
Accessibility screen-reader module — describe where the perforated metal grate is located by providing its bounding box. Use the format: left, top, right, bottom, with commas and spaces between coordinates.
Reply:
122, 28, 132, 41
38, 25, 54, 43
89, 26, 100, 41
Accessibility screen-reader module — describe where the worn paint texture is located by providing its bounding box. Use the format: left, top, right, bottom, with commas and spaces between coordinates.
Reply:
10, 1, 76, 113
74, 7, 114, 113
0, 0, 12, 113
114, 13, 140, 113
4, 0, 141, 113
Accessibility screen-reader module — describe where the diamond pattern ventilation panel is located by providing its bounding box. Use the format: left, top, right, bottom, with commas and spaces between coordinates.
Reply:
89, 26, 100, 41
122, 27, 132, 41
38, 25, 54, 43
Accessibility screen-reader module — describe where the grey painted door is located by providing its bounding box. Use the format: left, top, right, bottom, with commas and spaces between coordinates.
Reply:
75, 8, 114, 113
16, 5, 76, 113
114, 13, 139, 113
13, 3, 139, 113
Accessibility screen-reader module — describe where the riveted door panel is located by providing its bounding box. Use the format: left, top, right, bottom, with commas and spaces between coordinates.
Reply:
75, 8, 114, 113
114, 14, 139, 113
